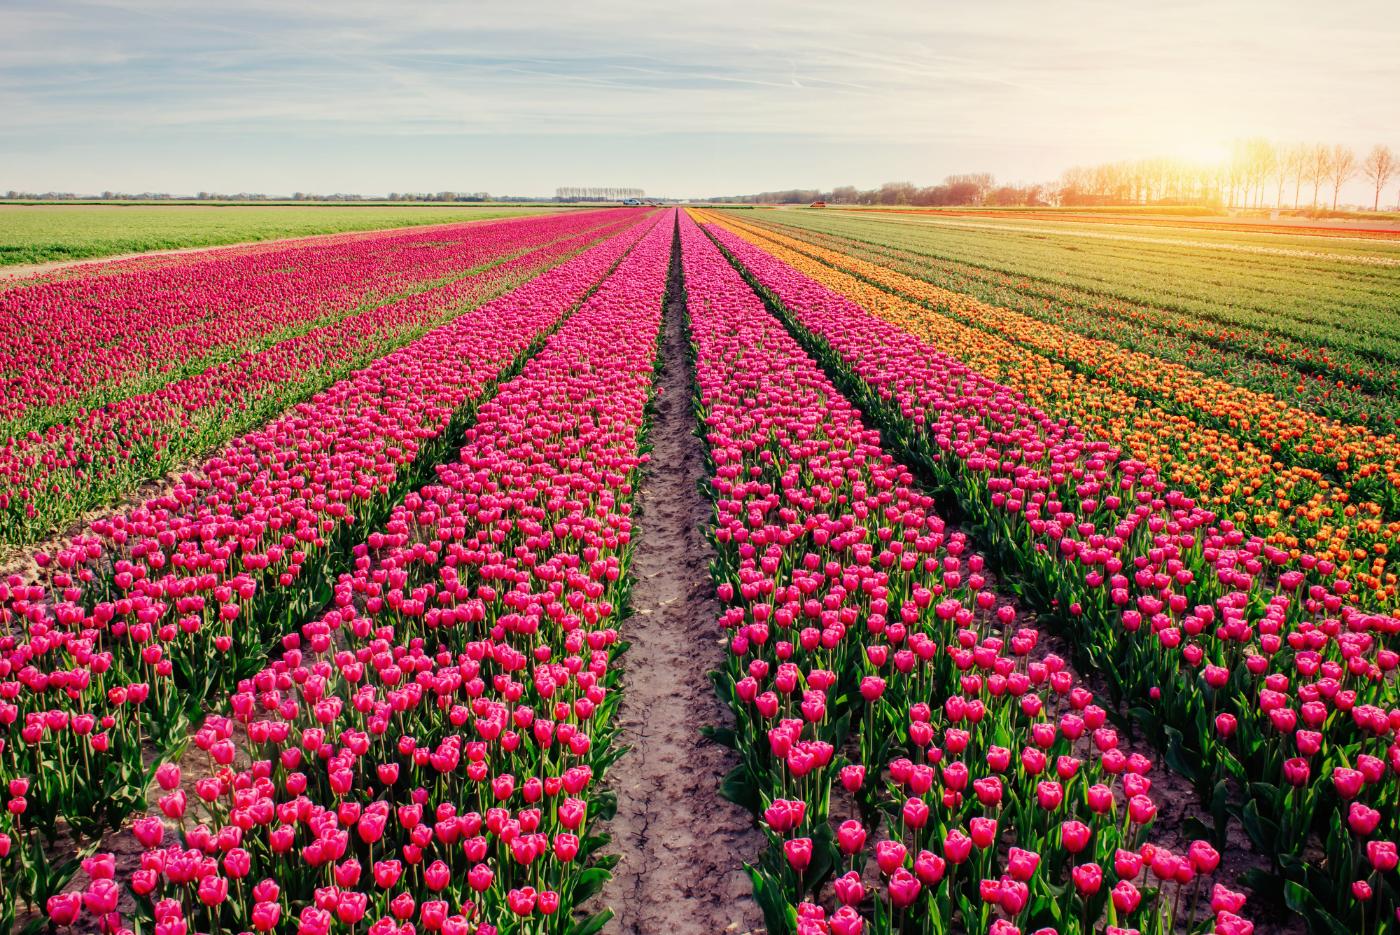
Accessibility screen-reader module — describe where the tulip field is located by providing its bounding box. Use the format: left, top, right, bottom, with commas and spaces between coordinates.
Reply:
1, 205, 1399, 935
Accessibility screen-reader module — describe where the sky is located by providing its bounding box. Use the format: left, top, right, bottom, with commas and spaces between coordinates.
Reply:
3, 0, 1398, 200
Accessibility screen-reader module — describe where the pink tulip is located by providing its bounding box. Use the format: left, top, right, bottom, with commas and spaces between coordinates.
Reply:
887, 868, 922, 908
1072, 863, 1103, 896
785, 837, 814, 872
1111, 880, 1142, 913
47, 892, 83, 926
836, 820, 867, 855
1368, 840, 1399, 872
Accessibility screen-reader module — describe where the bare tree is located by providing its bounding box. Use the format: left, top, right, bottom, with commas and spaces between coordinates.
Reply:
1305, 143, 1330, 207
1362, 144, 1397, 211
1226, 141, 1248, 207
1243, 139, 1275, 208
1326, 144, 1357, 210
1288, 143, 1310, 208
1276, 144, 1303, 208
877, 181, 917, 205
1274, 143, 1295, 207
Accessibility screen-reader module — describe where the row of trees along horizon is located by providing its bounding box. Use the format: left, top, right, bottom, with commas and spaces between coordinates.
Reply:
711, 140, 1400, 211
0, 192, 532, 203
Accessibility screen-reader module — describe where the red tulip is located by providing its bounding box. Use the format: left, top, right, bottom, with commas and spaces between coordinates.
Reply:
1061, 820, 1091, 854
1007, 847, 1040, 881
47, 892, 83, 925
1188, 840, 1220, 873
913, 850, 946, 885
837, 820, 867, 855
251, 901, 281, 932
468, 863, 495, 892
785, 837, 814, 872
1357, 842, 1396, 878
1072, 863, 1103, 896
970, 816, 997, 848
830, 905, 864, 935
944, 830, 973, 864
887, 868, 922, 908
506, 887, 538, 916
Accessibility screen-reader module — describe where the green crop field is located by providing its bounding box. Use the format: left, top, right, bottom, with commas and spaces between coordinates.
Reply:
0, 203, 565, 267
743, 206, 1400, 359
728, 205, 1400, 432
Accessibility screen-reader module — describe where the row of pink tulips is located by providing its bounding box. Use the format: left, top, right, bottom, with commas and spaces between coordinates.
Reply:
0, 212, 638, 546
0, 213, 660, 924
47, 208, 677, 935
0, 210, 623, 430
678, 212, 1248, 935
698, 217, 1399, 932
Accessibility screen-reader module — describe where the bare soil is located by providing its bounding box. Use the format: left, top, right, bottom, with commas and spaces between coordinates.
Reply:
597, 242, 764, 935
0, 458, 199, 584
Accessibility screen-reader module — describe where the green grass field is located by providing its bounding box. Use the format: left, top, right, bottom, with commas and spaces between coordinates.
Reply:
0, 204, 566, 267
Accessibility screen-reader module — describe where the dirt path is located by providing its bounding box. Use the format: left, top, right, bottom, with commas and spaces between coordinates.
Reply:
599, 235, 763, 935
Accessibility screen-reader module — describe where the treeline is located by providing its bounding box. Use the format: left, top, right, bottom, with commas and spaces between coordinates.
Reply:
554, 187, 645, 201
710, 176, 1047, 207
0, 191, 514, 203
710, 140, 1400, 212
382, 192, 495, 202
1062, 141, 1399, 210
3, 191, 187, 201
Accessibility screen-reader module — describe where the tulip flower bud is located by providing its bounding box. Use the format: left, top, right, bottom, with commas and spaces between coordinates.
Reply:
837, 820, 867, 856
1111, 880, 1142, 913
887, 868, 922, 908
1072, 862, 1103, 896
784, 837, 813, 872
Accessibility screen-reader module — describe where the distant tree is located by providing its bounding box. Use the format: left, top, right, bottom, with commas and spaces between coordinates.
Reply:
706, 138, 1392, 213
1285, 144, 1308, 208
932, 173, 991, 205
1247, 139, 1276, 207
1362, 144, 1397, 211
1225, 147, 1244, 207
1231, 144, 1254, 206
1276, 144, 1302, 208
1326, 144, 1357, 209
1057, 166, 1092, 205
877, 181, 916, 205
945, 173, 994, 204
1303, 144, 1330, 207
986, 185, 1024, 206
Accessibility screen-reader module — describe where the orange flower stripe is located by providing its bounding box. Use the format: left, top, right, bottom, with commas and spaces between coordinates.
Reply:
701, 210, 1399, 609
719, 214, 1400, 496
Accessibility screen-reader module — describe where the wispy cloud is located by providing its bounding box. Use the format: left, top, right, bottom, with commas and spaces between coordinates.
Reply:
2, 0, 1397, 196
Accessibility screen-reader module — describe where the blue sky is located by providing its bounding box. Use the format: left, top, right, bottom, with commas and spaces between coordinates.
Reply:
3, 0, 1397, 199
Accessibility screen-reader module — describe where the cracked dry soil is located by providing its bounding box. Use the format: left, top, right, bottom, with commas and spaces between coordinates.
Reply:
596, 238, 764, 935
